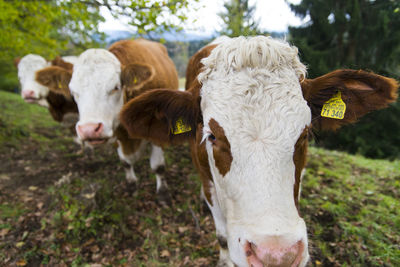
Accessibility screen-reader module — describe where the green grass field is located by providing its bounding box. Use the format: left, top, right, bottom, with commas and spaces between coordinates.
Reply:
0, 90, 399, 266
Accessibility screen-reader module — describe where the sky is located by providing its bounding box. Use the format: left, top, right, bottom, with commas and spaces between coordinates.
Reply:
99, 0, 309, 35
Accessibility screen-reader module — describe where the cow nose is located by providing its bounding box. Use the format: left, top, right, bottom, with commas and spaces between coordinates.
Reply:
22, 90, 35, 98
245, 239, 305, 267
76, 123, 104, 140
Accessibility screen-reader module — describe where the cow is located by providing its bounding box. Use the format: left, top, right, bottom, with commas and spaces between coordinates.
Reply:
16, 54, 79, 127
36, 39, 179, 196
119, 36, 399, 267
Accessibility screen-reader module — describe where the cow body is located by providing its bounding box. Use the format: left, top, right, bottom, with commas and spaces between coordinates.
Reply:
67, 39, 178, 191
16, 54, 79, 126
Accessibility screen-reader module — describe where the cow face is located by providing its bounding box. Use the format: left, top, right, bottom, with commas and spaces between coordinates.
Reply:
69, 49, 154, 145
196, 37, 310, 266
119, 36, 398, 267
17, 54, 50, 106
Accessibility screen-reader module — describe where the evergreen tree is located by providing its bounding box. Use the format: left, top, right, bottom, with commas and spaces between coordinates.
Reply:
218, 0, 261, 37
289, 0, 400, 159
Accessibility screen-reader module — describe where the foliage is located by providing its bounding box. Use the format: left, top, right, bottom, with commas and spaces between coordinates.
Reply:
0, 0, 198, 92
289, 0, 400, 159
101, 0, 199, 36
0, 0, 105, 91
218, 0, 262, 37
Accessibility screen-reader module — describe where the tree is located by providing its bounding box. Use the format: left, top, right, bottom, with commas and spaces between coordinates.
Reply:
289, 0, 400, 78
0, 0, 198, 91
218, 0, 261, 37
289, 0, 400, 159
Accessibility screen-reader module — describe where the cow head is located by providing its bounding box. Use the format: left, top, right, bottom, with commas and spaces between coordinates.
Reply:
119, 36, 398, 267
16, 54, 51, 106
64, 48, 154, 145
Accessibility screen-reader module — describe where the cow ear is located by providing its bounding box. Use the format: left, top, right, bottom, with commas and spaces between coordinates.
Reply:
121, 63, 155, 92
51, 56, 73, 71
301, 69, 399, 131
14, 57, 21, 68
120, 89, 200, 146
35, 66, 72, 99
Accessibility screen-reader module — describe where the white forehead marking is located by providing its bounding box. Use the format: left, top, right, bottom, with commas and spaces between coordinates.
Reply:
69, 48, 121, 91
17, 54, 48, 79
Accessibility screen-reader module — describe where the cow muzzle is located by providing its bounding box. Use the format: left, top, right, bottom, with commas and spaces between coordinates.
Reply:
22, 90, 40, 102
76, 122, 108, 145
244, 239, 306, 267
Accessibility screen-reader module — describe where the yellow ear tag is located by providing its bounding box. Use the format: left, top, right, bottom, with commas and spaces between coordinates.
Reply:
172, 118, 192, 135
321, 91, 346, 119
133, 77, 138, 84
58, 81, 62, 89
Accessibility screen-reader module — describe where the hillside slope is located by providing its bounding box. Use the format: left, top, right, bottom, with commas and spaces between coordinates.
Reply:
0, 90, 399, 266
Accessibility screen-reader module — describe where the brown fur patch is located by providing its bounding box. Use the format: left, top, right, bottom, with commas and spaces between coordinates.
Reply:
293, 126, 310, 211
35, 66, 72, 99
108, 39, 178, 101
185, 44, 218, 90
209, 118, 233, 177
301, 69, 399, 131
190, 123, 213, 204
121, 63, 155, 99
46, 91, 78, 122
51, 56, 74, 71
115, 125, 143, 156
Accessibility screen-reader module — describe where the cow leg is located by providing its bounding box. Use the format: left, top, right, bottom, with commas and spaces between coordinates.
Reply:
117, 139, 147, 184
203, 185, 234, 267
149, 144, 169, 202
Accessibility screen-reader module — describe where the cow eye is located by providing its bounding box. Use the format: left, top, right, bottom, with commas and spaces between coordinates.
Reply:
208, 134, 216, 144
109, 86, 119, 94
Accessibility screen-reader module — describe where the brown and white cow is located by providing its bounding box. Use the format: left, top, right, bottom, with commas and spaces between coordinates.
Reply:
16, 54, 79, 127
37, 39, 179, 194
119, 36, 398, 267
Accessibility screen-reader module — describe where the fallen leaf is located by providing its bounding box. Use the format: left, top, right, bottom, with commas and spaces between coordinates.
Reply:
0, 228, 10, 237
37, 202, 44, 210
83, 193, 95, 199
16, 259, 27, 266
28, 186, 38, 191
178, 226, 189, 233
160, 250, 170, 257
16, 241, 25, 248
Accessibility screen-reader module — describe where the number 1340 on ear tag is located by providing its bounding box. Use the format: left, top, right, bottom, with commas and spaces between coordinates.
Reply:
321, 91, 346, 120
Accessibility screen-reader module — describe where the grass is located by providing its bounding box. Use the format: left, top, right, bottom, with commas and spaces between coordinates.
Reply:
302, 147, 400, 266
0, 89, 399, 266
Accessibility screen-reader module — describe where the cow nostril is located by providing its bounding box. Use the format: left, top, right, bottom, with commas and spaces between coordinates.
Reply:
94, 123, 103, 133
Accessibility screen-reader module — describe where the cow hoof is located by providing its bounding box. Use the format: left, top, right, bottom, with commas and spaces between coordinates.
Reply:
156, 186, 171, 207
126, 181, 138, 195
